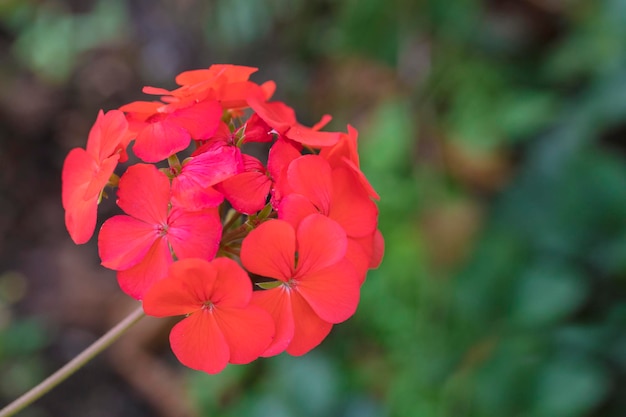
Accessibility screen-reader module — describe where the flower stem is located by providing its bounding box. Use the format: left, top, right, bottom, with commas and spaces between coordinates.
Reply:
0, 305, 145, 417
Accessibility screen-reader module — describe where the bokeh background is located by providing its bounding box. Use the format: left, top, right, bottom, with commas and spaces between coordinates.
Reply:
1, 0, 626, 416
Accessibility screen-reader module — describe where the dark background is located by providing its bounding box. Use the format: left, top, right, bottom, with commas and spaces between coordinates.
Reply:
1, 0, 626, 416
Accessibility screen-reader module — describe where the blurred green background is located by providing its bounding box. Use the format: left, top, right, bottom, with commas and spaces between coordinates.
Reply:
1, 0, 626, 416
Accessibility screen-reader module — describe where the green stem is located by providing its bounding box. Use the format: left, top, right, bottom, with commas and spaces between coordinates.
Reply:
0, 305, 145, 417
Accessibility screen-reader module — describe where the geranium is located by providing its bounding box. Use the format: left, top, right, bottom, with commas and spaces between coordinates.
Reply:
98, 164, 222, 299
142, 258, 274, 374
240, 214, 360, 356
59, 63, 383, 376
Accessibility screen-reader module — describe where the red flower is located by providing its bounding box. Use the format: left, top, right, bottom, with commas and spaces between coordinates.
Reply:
98, 164, 221, 299
240, 214, 360, 356
278, 155, 380, 282
62, 109, 129, 244
143, 258, 275, 374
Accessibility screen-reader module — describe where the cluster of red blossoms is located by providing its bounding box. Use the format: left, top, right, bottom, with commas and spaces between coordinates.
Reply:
61, 64, 383, 374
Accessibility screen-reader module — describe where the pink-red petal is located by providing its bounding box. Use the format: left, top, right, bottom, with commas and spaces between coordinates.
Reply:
251, 286, 294, 357
116, 164, 170, 225
240, 220, 296, 281
98, 215, 159, 270
169, 311, 230, 374
296, 259, 360, 323
295, 214, 347, 277
116, 237, 173, 299
214, 306, 274, 364
285, 291, 333, 356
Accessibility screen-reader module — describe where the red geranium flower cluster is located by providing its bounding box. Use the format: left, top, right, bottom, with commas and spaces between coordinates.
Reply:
62, 64, 383, 374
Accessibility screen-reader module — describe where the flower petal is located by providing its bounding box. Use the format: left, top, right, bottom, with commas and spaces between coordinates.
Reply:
167, 208, 222, 261
169, 312, 230, 374
218, 171, 271, 214
133, 119, 190, 163
287, 155, 332, 215
329, 166, 378, 238
240, 220, 295, 281
116, 237, 172, 299
168, 99, 222, 139
142, 265, 205, 317
296, 259, 360, 323
295, 214, 347, 277
99, 215, 158, 270
286, 123, 340, 148
278, 193, 318, 229
214, 306, 274, 364
210, 257, 253, 308
116, 164, 170, 225
286, 291, 333, 356
251, 286, 294, 357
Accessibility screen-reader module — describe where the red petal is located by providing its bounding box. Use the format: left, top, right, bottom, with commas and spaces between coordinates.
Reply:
345, 238, 370, 284
142, 265, 204, 317
116, 237, 172, 299
133, 120, 190, 163
319, 125, 360, 168
116, 164, 170, 225
210, 257, 253, 308
62, 148, 94, 210
240, 220, 295, 281
86, 109, 128, 161
168, 99, 222, 139
171, 184, 224, 211
295, 214, 347, 277
370, 229, 385, 269
83, 154, 119, 201
247, 98, 296, 134
287, 155, 332, 215
62, 148, 98, 244
218, 81, 264, 109
64, 195, 98, 245
218, 171, 271, 214
277, 193, 318, 229
177, 145, 241, 188
286, 123, 340, 147
251, 286, 294, 357
296, 259, 360, 323
285, 291, 333, 356
169, 312, 230, 374
167, 208, 222, 261
99, 215, 159, 270
214, 306, 274, 364
329, 166, 378, 238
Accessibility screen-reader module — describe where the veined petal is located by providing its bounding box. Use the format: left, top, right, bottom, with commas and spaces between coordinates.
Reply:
296, 259, 360, 323
251, 286, 294, 357
247, 97, 296, 134
277, 193, 318, 229
133, 120, 190, 163
217, 171, 271, 214
240, 220, 295, 281
329, 166, 378, 238
83, 154, 119, 201
168, 99, 222, 139
286, 291, 333, 356
287, 156, 332, 215
142, 269, 203, 317
210, 257, 253, 308
86, 109, 128, 161
286, 124, 340, 148
295, 214, 347, 277
167, 208, 222, 261
99, 215, 159, 270
169, 311, 230, 374
116, 237, 173, 299
214, 306, 274, 364
62, 148, 95, 210
116, 164, 170, 225
64, 193, 98, 245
